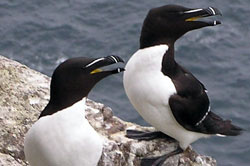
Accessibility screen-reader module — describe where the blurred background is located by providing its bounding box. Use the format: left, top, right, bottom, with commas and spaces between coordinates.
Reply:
0, 0, 249, 165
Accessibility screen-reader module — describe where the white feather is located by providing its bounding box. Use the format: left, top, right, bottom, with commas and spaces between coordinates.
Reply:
195, 106, 211, 126
24, 98, 103, 166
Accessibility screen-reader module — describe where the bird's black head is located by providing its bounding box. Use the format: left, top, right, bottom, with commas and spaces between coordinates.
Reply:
39, 55, 124, 118
140, 4, 222, 48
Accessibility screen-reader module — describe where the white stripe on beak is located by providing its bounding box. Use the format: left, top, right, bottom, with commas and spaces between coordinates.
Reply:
110, 56, 118, 63
209, 7, 216, 15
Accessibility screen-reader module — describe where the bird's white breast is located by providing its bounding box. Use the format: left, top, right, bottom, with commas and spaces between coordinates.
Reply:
24, 98, 103, 166
123, 45, 209, 149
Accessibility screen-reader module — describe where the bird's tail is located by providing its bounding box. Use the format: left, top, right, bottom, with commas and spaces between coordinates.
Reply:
202, 112, 242, 136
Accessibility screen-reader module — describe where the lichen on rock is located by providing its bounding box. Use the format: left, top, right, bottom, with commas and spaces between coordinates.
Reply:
0, 55, 216, 166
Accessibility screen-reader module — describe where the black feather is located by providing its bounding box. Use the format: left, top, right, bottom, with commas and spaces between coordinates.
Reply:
196, 112, 243, 136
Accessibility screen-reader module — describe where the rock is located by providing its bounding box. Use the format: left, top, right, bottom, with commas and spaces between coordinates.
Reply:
0, 55, 216, 166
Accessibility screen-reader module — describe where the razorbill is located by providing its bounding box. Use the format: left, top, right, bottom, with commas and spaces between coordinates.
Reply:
123, 4, 242, 166
24, 55, 124, 166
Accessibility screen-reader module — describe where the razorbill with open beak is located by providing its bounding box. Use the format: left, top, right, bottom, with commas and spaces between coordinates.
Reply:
123, 4, 242, 166
24, 55, 124, 166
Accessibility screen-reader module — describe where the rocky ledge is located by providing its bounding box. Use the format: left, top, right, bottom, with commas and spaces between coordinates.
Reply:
0, 55, 216, 166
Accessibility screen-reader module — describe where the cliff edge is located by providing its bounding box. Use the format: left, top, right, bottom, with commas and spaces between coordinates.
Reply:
0, 55, 216, 166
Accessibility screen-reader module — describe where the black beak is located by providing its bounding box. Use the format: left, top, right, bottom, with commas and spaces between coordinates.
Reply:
184, 7, 222, 26
87, 55, 125, 74
103, 55, 124, 65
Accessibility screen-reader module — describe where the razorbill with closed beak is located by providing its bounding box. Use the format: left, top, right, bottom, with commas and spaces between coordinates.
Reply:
123, 4, 242, 166
24, 55, 124, 166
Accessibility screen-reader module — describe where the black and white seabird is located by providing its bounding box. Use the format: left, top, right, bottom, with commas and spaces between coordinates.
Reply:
24, 55, 124, 166
123, 4, 242, 166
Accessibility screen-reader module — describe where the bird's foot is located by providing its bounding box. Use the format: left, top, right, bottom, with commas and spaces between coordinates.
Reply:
126, 129, 175, 141
140, 155, 168, 166
140, 146, 183, 166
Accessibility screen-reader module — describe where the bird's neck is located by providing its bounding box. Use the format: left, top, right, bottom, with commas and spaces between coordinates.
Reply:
161, 44, 177, 77
140, 35, 176, 49
39, 96, 87, 119
139, 23, 178, 49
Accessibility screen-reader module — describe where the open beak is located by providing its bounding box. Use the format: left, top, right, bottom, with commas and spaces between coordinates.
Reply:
89, 55, 125, 74
184, 7, 222, 26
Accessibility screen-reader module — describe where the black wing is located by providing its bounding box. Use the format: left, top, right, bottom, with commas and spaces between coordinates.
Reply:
168, 64, 210, 132
169, 64, 242, 135
179, 65, 207, 92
